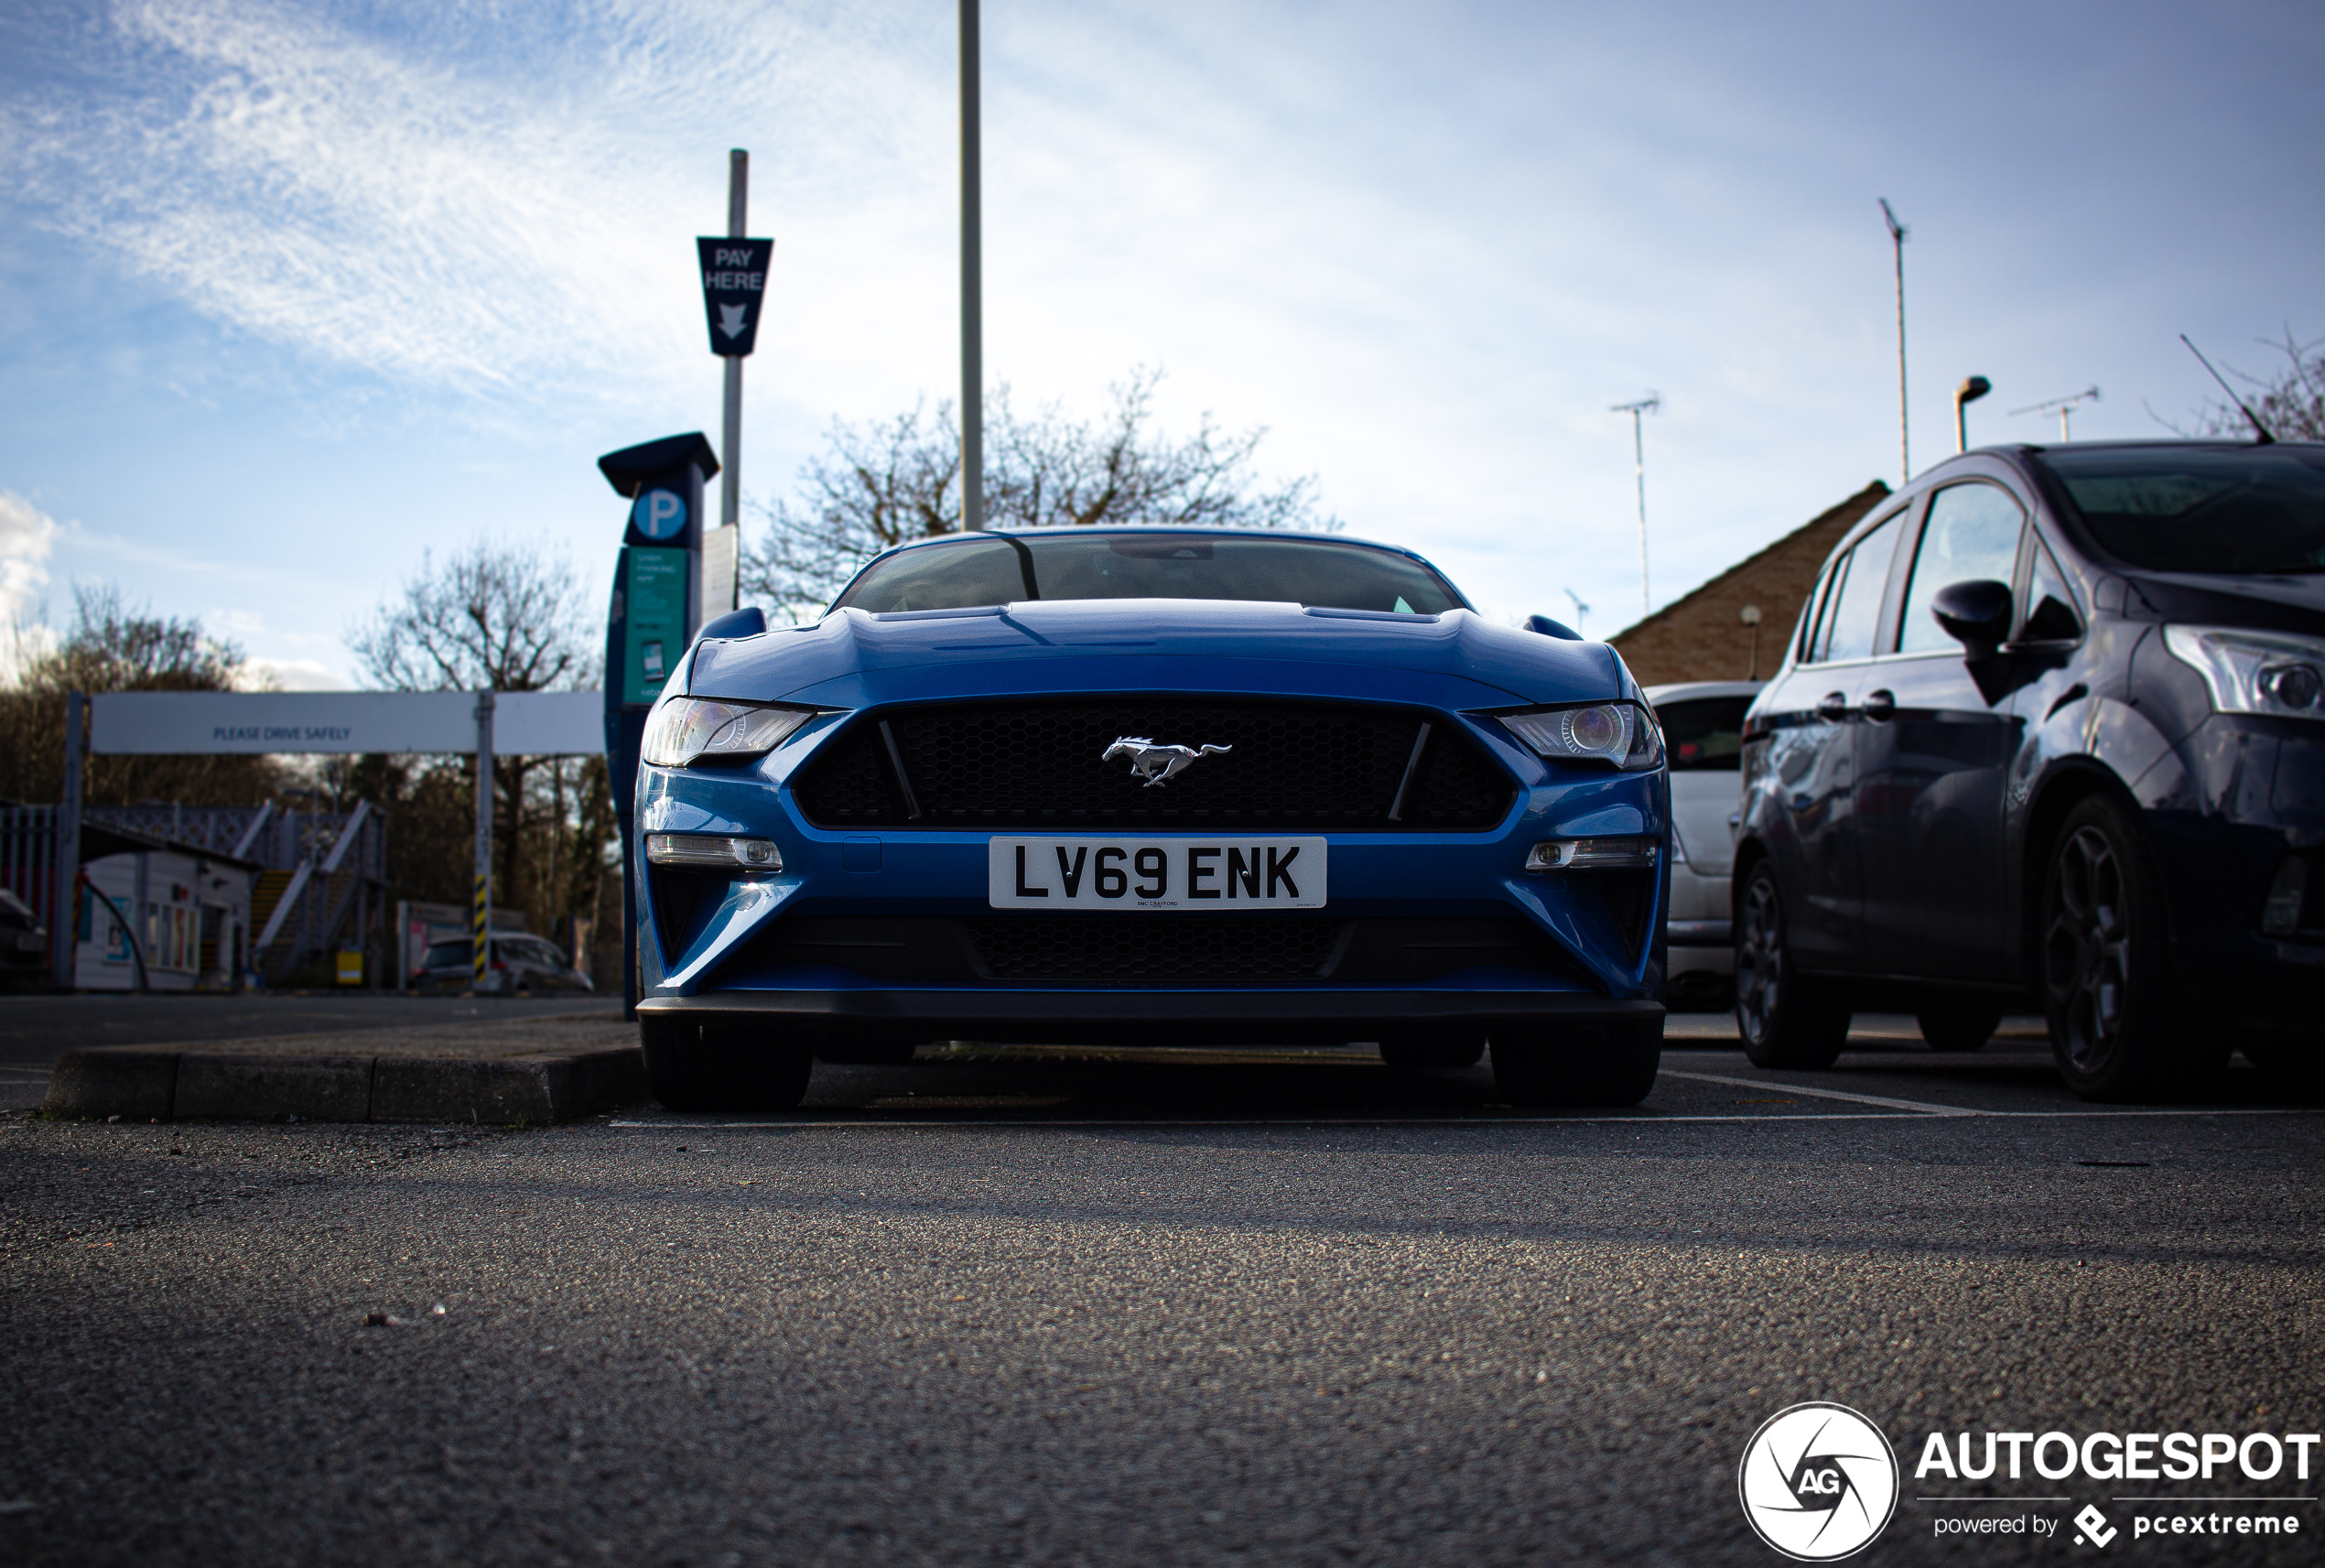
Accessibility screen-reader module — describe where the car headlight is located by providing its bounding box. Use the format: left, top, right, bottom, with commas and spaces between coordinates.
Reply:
2163, 626, 2325, 721
1498, 702, 1664, 770
641, 697, 816, 767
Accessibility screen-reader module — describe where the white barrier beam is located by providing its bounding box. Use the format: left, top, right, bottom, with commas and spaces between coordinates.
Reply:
90, 691, 605, 756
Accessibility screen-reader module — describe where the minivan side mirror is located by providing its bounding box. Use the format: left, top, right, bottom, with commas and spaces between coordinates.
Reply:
1931, 579, 2013, 658
1526, 613, 1584, 640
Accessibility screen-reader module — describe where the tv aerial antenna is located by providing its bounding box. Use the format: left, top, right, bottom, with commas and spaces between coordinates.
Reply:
2008, 385, 2101, 441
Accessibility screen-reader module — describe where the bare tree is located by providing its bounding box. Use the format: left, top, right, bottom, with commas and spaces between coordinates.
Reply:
349, 539, 590, 694
0, 584, 281, 806
742, 368, 1337, 615
347, 539, 596, 920
2184, 327, 2325, 441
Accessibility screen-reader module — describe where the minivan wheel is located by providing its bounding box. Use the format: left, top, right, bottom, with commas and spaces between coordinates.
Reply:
1916, 1002, 2004, 1052
2041, 796, 2215, 1102
641, 1015, 815, 1112
1489, 1020, 1661, 1108
1733, 861, 1849, 1069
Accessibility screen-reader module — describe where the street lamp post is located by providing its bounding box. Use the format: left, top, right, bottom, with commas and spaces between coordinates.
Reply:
959, 0, 984, 531
1954, 375, 1993, 453
1610, 395, 1660, 619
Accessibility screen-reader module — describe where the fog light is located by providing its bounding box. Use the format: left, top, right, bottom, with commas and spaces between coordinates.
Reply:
2261, 857, 2309, 937
646, 834, 782, 871
1527, 837, 1658, 871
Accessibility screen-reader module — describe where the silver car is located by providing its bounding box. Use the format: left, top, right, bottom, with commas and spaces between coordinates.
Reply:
1643, 681, 1763, 1008
417, 934, 594, 996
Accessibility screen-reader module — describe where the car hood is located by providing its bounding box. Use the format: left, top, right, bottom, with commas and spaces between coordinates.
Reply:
687, 599, 1631, 710
2129, 571, 2325, 633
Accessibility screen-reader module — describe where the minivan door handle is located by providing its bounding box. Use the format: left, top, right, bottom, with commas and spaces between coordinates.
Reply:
1862, 688, 1896, 721
1815, 691, 1849, 721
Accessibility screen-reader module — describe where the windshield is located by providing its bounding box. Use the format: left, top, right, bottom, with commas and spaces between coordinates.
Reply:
422, 939, 472, 968
2038, 447, 2325, 574
830, 533, 1467, 615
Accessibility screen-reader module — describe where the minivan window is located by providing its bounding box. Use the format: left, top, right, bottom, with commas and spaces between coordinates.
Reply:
1809, 514, 1902, 664
1653, 696, 1752, 771
1898, 483, 2025, 654
2022, 543, 2082, 643
2036, 447, 2325, 574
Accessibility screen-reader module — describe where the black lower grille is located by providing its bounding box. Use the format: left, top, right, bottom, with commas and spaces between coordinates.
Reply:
967, 916, 1341, 981
791, 698, 1513, 832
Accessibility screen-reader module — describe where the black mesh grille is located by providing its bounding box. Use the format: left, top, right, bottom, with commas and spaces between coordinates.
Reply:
791, 699, 1513, 832
966, 916, 1342, 981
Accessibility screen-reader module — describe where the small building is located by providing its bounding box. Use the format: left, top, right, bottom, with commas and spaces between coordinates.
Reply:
1609, 481, 1890, 687
75, 828, 258, 992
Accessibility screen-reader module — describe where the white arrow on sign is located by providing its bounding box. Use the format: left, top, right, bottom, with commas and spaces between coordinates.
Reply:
718, 303, 749, 340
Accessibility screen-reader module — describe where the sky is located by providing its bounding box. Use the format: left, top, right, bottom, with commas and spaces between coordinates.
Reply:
2, 0, 2320, 687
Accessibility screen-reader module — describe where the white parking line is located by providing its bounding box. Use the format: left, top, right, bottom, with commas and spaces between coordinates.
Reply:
1657, 1067, 1984, 1116
608, 1105, 2325, 1130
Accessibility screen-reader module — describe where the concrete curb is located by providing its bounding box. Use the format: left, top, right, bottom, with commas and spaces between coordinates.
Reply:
40, 1045, 647, 1125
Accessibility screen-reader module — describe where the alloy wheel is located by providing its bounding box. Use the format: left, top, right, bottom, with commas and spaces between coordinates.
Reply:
1735, 872, 1782, 1047
2046, 824, 2129, 1075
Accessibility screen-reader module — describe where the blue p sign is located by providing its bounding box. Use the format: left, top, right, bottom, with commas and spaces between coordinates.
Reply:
632, 488, 687, 540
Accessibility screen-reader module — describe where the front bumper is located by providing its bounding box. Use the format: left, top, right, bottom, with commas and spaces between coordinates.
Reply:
2144, 723, 2325, 1032
637, 987, 1665, 1045
634, 703, 1671, 1036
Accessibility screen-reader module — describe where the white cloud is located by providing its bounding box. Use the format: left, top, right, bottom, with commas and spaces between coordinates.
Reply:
6, 0, 943, 406
240, 654, 341, 690
0, 490, 59, 635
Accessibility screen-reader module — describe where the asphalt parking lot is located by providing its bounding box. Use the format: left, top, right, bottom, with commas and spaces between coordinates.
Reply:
5, 1011, 2322, 1565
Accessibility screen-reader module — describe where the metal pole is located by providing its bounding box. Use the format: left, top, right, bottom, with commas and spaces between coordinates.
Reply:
959, 0, 984, 531
1880, 199, 1909, 485
52, 692, 85, 989
721, 149, 746, 538
472, 691, 494, 991
1630, 407, 1649, 618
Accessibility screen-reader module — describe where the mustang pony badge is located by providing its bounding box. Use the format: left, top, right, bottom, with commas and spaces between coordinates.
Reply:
1103, 736, 1232, 787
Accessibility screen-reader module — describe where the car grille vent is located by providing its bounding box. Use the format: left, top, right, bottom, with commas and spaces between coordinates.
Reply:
965, 916, 1344, 981
791, 700, 1513, 833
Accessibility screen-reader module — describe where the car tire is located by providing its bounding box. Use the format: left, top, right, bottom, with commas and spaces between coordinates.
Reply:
1733, 860, 1850, 1069
1489, 1020, 1661, 1108
1379, 1038, 1487, 1072
2041, 795, 2219, 1102
1916, 1002, 2004, 1052
641, 1015, 815, 1112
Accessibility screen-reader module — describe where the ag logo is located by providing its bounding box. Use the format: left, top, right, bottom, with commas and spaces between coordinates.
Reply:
631, 487, 687, 540
1738, 1402, 1898, 1561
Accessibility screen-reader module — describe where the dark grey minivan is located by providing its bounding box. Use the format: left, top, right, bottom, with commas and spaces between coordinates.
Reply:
1734, 440, 2324, 1099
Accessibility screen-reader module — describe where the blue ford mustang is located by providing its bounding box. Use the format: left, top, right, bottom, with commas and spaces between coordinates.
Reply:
633, 528, 1670, 1109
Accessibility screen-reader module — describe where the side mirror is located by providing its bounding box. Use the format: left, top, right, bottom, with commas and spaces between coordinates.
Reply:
1930, 579, 2013, 658
1526, 613, 1584, 641
698, 606, 767, 642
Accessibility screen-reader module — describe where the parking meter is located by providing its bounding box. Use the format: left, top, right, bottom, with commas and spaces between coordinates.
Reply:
599, 431, 720, 1018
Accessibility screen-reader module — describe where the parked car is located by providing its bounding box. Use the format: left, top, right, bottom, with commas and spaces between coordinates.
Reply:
0, 886, 47, 987
1734, 439, 2324, 1098
632, 528, 1670, 1111
1643, 681, 1763, 1008
417, 934, 593, 995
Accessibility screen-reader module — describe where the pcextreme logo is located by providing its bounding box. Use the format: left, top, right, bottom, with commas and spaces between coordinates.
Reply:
1738, 1402, 1901, 1561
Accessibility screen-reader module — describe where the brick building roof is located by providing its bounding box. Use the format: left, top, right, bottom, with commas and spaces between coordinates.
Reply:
1606, 480, 1890, 687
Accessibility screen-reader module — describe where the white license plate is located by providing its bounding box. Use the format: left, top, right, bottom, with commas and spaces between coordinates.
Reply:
989, 838, 1326, 910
